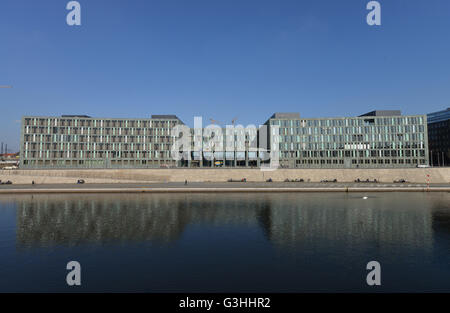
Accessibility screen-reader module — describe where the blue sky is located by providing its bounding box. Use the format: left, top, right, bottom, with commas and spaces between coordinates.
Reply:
1, 0, 450, 151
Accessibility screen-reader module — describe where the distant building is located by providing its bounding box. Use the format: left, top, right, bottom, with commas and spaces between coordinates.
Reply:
0, 153, 19, 160
427, 108, 450, 166
20, 110, 429, 169
0, 153, 19, 168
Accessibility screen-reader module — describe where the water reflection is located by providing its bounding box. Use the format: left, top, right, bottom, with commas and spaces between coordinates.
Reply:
16, 194, 259, 247
259, 196, 437, 251
12, 193, 449, 250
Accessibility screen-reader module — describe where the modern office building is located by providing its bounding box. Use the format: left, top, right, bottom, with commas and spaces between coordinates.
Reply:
20, 115, 184, 168
427, 108, 450, 167
265, 111, 429, 168
20, 110, 429, 169
19, 115, 262, 169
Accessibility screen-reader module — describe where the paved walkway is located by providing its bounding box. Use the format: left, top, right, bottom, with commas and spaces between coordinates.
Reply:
0, 182, 449, 194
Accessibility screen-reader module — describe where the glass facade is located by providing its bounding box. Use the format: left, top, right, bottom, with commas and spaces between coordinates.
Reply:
20, 112, 430, 169
266, 114, 429, 168
185, 126, 260, 168
20, 116, 183, 168
427, 108, 450, 167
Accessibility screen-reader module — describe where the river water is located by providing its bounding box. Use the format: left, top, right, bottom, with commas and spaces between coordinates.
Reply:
0, 192, 449, 292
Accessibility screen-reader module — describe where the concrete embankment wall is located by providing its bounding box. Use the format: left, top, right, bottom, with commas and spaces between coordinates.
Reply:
1, 168, 449, 184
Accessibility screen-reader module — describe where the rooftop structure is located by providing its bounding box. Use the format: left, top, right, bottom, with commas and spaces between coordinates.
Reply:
359, 110, 402, 117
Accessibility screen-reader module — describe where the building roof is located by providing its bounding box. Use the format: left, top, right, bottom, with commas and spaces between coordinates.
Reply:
359, 110, 401, 117
0, 153, 19, 158
151, 115, 184, 124
427, 108, 450, 123
61, 115, 92, 118
270, 113, 301, 119
151, 115, 181, 119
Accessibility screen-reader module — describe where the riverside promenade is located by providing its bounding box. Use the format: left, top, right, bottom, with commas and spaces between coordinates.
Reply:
1, 182, 449, 194
1, 168, 449, 193
1, 168, 450, 184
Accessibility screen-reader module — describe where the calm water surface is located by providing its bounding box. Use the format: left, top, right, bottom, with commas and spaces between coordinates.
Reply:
0, 192, 449, 292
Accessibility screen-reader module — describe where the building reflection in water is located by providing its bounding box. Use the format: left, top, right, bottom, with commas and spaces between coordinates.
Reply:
13, 192, 449, 250
257, 194, 445, 252
16, 194, 260, 247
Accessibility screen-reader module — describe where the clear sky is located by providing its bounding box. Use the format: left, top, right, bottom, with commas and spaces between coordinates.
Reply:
1, 0, 450, 152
